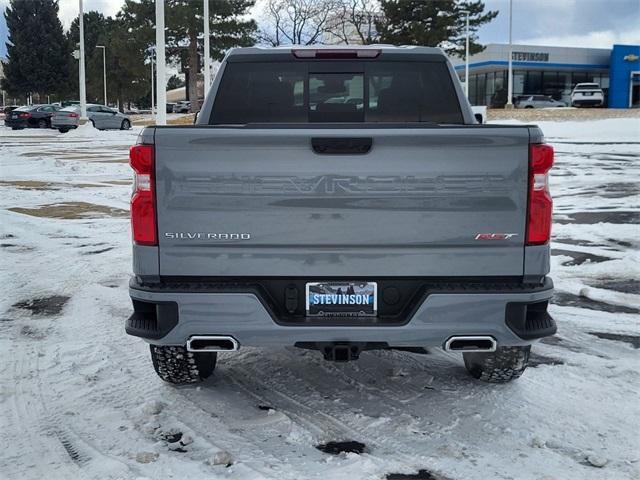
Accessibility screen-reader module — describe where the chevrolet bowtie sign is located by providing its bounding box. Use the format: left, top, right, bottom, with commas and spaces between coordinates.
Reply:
623, 53, 639, 62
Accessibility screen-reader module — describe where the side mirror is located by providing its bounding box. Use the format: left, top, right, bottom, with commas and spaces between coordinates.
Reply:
474, 113, 484, 124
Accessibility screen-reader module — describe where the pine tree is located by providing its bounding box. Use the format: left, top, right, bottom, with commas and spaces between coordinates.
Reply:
68, 12, 151, 109
376, 0, 498, 57
103, 17, 151, 110
120, 0, 257, 113
1, 0, 69, 101
66, 11, 111, 103
167, 75, 185, 90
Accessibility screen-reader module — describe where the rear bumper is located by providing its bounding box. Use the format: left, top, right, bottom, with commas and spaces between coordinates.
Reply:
572, 99, 603, 106
4, 118, 28, 128
127, 277, 555, 348
51, 118, 79, 128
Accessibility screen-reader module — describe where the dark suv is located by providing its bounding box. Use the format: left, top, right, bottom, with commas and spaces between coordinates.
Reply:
4, 104, 61, 130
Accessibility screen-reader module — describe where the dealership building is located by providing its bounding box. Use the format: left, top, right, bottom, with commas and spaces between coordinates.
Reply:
453, 43, 640, 108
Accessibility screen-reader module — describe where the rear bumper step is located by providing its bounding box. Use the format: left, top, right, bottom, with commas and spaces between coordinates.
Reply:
505, 300, 557, 340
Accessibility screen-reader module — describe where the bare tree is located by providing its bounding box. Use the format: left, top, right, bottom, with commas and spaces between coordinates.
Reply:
331, 0, 381, 45
259, 0, 341, 46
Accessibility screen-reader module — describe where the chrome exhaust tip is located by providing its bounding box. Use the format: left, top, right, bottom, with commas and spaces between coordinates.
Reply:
444, 336, 497, 353
186, 335, 240, 352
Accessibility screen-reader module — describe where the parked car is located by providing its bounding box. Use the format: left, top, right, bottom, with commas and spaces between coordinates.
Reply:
3, 105, 20, 116
1, 105, 20, 121
51, 104, 131, 133
516, 95, 566, 109
4, 104, 61, 129
166, 103, 176, 113
172, 101, 191, 113
51, 106, 81, 132
127, 46, 556, 386
571, 83, 604, 107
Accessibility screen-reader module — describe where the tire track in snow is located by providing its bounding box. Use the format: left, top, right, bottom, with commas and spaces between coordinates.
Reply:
158, 386, 295, 480
223, 352, 451, 475
3, 344, 82, 479
32, 340, 141, 479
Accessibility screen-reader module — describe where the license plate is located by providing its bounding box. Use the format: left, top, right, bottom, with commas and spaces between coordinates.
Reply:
584, 92, 593, 96
306, 282, 377, 317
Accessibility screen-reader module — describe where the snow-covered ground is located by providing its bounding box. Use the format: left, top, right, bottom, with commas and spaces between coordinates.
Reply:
1, 119, 638, 480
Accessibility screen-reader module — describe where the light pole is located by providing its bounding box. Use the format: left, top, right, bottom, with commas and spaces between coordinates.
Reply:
506, 0, 514, 109
78, 0, 87, 121
150, 54, 155, 117
460, 9, 470, 98
155, 0, 167, 125
203, 0, 211, 93
96, 45, 107, 106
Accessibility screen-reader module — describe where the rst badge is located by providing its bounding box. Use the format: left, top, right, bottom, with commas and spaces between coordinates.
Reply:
475, 233, 519, 240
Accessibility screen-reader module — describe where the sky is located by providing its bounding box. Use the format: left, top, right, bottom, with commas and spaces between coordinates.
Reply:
0, 0, 639, 58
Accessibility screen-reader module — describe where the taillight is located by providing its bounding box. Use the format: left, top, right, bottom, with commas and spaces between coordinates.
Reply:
292, 49, 380, 59
527, 143, 554, 245
68, 112, 79, 118
19, 112, 31, 118
129, 144, 157, 246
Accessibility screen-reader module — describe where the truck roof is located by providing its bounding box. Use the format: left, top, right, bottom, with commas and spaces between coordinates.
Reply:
226, 45, 446, 59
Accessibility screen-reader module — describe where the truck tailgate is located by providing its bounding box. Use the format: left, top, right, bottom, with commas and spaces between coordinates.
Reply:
154, 126, 530, 277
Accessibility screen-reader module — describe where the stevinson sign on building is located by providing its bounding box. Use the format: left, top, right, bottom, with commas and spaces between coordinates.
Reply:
451, 43, 640, 107
511, 51, 550, 62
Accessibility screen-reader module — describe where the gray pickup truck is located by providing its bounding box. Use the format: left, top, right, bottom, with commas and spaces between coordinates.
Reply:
126, 46, 556, 385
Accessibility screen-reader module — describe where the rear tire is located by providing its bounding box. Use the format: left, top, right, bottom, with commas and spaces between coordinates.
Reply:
149, 345, 217, 385
58, 128, 69, 133
120, 119, 131, 130
463, 346, 530, 383
37, 119, 48, 128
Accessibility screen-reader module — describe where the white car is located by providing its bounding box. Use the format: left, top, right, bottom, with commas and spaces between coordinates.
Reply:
571, 83, 604, 107
516, 95, 566, 109
51, 104, 131, 133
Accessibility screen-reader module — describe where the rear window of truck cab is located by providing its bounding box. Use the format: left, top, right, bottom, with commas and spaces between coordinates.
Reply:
210, 61, 464, 125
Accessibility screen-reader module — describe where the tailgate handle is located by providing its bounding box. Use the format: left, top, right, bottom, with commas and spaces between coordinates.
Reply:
311, 137, 372, 155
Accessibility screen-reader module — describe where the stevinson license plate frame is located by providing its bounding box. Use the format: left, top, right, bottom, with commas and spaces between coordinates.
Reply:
305, 282, 377, 317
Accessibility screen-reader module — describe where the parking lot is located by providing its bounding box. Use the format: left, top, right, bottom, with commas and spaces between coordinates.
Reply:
0, 114, 638, 480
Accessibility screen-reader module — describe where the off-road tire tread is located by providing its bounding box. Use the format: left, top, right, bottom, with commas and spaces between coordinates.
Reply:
149, 345, 216, 385
463, 346, 530, 383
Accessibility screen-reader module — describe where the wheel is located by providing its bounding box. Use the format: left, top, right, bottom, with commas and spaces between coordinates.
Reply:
58, 128, 69, 133
149, 345, 217, 385
37, 119, 48, 128
524, 105, 534, 109
463, 346, 530, 383
120, 119, 131, 130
